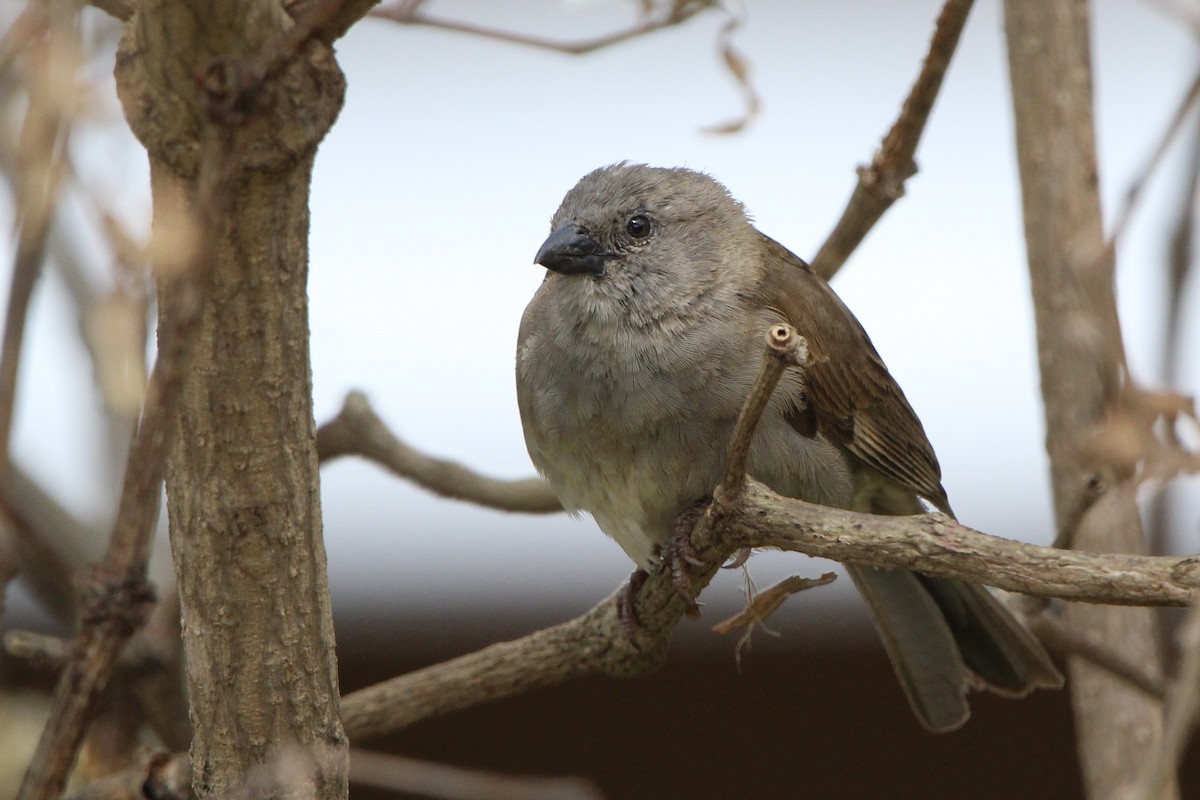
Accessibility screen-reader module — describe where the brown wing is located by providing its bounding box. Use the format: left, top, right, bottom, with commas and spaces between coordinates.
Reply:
753, 233, 952, 515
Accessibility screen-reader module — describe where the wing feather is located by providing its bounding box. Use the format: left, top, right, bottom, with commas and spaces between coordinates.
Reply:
752, 233, 951, 515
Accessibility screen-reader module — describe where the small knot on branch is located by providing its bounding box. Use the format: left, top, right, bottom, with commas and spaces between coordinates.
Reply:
79, 572, 156, 635
766, 322, 808, 367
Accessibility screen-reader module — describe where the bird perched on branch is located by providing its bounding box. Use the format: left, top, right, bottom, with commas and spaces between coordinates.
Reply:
516, 163, 1062, 732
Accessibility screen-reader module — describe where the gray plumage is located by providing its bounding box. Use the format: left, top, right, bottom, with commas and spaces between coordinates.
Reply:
516, 163, 1062, 732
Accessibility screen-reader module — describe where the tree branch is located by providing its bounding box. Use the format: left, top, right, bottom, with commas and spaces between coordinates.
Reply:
717, 325, 807, 500
0, 464, 89, 622
281, 0, 382, 46
810, 0, 974, 280
87, 0, 134, 21
339, 561, 687, 742
721, 483, 1198, 606
91, 0, 382, 37
1106, 67, 1200, 251
0, 0, 73, 474
1028, 615, 1165, 701
317, 391, 563, 513
369, 0, 714, 56
335, 483, 1200, 744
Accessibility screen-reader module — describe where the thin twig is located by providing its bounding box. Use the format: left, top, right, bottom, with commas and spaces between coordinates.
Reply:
811, 0, 975, 280
716, 324, 807, 502
0, 512, 21, 622
86, 0, 134, 21
1140, 0, 1200, 29
0, 6, 73, 474
369, 1, 758, 132
1148, 110, 1200, 554
370, 0, 713, 55
279, 0, 383, 46
0, 216, 50, 468
268, 0, 381, 71
0, 102, 121, 426
317, 390, 563, 513
1028, 614, 1164, 700
1105, 67, 1200, 252
350, 750, 605, 800
0, 464, 88, 621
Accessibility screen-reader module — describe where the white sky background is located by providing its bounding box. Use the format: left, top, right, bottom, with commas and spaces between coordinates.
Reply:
4, 0, 1200, 644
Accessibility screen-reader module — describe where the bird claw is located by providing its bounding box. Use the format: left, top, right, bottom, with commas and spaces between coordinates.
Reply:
617, 568, 649, 647
657, 500, 709, 617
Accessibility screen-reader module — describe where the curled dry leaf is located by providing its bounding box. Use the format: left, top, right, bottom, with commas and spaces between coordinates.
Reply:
714, 571, 837, 670
712, 572, 837, 635
1079, 384, 1200, 483
702, 2, 760, 135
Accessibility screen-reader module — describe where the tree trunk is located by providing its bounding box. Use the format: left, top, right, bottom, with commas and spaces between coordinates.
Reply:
1003, 1, 1171, 797
114, 1, 348, 796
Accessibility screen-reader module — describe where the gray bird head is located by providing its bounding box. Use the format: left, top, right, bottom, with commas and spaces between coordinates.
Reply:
534, 164, 755, 300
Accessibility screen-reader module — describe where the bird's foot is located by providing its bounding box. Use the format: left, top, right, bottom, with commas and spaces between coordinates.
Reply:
658, 500, 709, 617
616, 568, 649, 645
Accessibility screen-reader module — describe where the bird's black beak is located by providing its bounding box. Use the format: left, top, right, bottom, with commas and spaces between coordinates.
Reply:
534, 222, 607, 277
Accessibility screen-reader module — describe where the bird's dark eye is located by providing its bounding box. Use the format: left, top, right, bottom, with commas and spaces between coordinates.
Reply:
625, 214, 651, 239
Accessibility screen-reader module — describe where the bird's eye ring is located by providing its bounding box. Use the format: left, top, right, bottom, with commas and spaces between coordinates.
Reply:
625, 214, 652, 239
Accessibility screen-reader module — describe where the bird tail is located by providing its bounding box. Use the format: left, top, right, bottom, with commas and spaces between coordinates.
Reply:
847, 563, 1063, 732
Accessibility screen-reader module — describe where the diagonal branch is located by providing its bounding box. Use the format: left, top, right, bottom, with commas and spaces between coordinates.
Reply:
717, 325, 807, 500
0, 3, 73, 474
93, 0, 381, 37
1028, 615, 1164, 701
370, 0, 714, 56
810, 0, 974, 280
317, 391, 563, 513
1105, 67, 1200, 252
86, 0, 134, 21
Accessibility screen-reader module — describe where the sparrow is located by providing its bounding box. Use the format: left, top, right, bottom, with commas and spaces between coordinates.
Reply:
516, 163, 1062, 731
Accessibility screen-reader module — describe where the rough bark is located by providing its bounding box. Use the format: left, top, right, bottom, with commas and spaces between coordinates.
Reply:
1003, 1, 1171, 797
114, 1, 348, 797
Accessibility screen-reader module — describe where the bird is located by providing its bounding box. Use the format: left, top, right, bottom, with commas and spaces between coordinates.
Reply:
515, 163, 1063, 732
